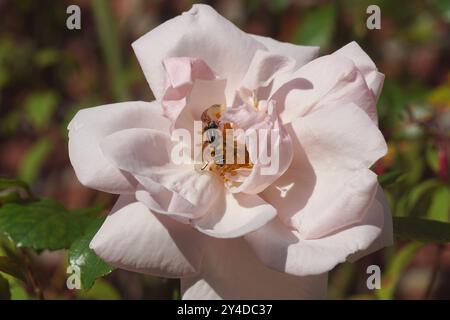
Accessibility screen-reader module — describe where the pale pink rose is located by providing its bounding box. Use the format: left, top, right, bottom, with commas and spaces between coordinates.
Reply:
68, 4, 393, 299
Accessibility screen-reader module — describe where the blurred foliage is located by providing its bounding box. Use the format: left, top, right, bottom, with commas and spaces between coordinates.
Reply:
394, 217, 450, 243
0, 272, 11, 300
376, 242, 423, 300
0, 0, 449, 300
91, 0, 129, 101
294, 3, 336, 50
75, 278, 120, 300
18, 138, 53, 184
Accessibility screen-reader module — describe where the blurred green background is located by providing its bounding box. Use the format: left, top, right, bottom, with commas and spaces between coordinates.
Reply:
0, 0, 450, 299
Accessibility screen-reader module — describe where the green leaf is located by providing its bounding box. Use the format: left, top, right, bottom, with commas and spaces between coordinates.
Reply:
406, 179, 442, 214
69, 217, 113, 290
393, 217, 450, 243
0, 273, 11, 300
427, 186, 450, 222
294, 3, 336, 49
0, 256, 27, 282
18, 138, 53, 184
0, 199, 100, 250
23, 91, 58, 130
378, 170, 405, 188
425, 144, 439, 173
376, 242, 422, 300
392, 177, 439, 218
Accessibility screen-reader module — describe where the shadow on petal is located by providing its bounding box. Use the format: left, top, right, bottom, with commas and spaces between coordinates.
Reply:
270, 77, 314, 121
91, 195, 207, 278
193, 192, 276, 239
260, 134, 317, 226
181, 237, 328, 299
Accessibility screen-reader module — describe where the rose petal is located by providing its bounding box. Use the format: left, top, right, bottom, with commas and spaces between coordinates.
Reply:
245, 190, 389, 276
348, 186, 394, 261
181, 237, 328, 299
332, 41, 385, 101
132, 4, 264, 102
220, 103, 268, 130
229, 128, 293, 195
174, 78, 227, 133
164, 57, 215, 89
250, 34, 320, 68
100, 128, 174, 173
162, 57, 216, 122
262, 103, 387, 238
143, 166, 223, 212
67, 101, 170, 194
270, 49, 378, 124
135, 180, 206, 221
222, 101, 293, 195
239, 50, 296, 93
90, 195, 205, 277
193, 193, 276, 238
263, 168, 379, 239
289, 102, 387, 172
100, 128, 224, 214
232, 50, 296, 107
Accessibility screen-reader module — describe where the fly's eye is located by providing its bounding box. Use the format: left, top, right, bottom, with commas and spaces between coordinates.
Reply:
206, 121, 218, 130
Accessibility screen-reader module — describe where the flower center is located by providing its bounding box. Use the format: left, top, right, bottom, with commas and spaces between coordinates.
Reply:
199, 104, 253, 185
